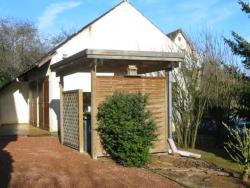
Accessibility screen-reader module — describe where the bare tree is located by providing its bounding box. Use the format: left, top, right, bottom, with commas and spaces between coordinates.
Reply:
173, 31, 241, 148
173, 52, 208, 148
0, 18, 48, 80
49, 28, 76, 47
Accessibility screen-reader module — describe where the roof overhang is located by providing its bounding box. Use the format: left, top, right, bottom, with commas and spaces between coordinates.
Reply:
51, 49, 184, 76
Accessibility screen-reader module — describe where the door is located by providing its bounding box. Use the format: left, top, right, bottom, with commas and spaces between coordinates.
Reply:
29, 82, 37, 126
39, 77, 49, 130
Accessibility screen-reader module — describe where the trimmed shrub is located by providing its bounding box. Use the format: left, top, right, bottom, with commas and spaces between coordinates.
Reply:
97, 91, 157, 167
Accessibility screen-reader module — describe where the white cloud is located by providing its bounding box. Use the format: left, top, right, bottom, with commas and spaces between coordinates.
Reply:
38, 1, 82, 30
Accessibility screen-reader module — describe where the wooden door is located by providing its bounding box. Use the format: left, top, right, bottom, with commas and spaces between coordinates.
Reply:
39, 77, 49, 130
29, 82, 37, 126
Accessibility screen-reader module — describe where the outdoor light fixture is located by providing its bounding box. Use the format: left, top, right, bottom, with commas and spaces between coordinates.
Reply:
127, 65, 138, 76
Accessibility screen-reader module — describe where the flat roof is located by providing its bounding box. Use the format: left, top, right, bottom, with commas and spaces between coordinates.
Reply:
51, 49, 184, 76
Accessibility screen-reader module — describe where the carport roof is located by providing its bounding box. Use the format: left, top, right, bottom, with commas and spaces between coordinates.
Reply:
51, 49, 184, 76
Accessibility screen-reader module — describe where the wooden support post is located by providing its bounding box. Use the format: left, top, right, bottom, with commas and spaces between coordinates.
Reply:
91, 65, 97, 159
59, 76, 64, 144
78, 90, 84, 153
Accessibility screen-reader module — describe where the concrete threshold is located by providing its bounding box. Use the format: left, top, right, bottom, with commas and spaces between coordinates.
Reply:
0, 124, 51, 137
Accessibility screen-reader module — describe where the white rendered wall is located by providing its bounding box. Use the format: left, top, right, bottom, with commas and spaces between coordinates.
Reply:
0, 81, 29, 125
64, 73, 113, 92
174, 33, 188, 51
49, 70, 60, 132
50, 2, 178, 65
64, 73, 91, 92
172, 32, 196, 81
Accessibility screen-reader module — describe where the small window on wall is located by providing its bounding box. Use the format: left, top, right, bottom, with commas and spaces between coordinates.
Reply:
178, 36, 182, 42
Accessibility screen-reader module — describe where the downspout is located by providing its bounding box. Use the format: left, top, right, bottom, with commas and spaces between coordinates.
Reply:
168, 71, 173, 139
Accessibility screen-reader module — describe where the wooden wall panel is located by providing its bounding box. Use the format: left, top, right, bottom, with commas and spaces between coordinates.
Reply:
94, 76, 168, 157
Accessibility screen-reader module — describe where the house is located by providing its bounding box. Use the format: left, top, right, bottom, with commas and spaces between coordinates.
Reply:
0, 1, 185, 158
167, 28, 195, 54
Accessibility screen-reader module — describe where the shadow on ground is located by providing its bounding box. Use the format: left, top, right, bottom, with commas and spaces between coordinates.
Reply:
0, 124, 49, 188
0, 136, 17, 188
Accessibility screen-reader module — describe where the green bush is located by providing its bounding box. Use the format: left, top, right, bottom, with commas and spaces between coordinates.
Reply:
97, 91, 157, 167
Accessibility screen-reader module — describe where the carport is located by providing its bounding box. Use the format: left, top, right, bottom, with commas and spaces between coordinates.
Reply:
51, 48, 184, 159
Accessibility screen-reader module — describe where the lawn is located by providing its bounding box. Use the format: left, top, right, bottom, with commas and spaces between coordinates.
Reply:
193, 134, 244, 176
193, 148, 243, 176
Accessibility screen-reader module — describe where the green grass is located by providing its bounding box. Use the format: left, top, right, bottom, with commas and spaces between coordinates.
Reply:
190, 148, 243, 175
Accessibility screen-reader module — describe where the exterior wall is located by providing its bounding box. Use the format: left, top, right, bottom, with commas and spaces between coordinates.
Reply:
64, 73, 114, 92
64, 73, 91, 92
93, 76, 168, 157
50, 2, 178, 66
173, 33, 191, 52
0, 81, 29, 125
49, 71, 60, 132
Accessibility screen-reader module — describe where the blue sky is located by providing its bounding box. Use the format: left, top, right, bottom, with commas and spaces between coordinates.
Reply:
0, 0, 249, 41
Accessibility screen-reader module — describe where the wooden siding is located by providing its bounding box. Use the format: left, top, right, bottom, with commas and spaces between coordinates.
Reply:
94, 76, 168, 157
